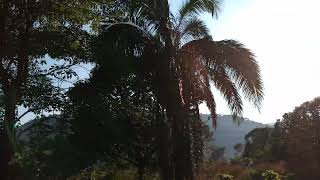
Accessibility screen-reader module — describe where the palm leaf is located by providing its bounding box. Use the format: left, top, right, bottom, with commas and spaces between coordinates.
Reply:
208, 65, 243, 117
93, 21, 164, 80
180, 17, 209, 43
213, 40, 264, 108
184, 37, 263, 108
178, 0, 220, 22
180, 37, 263, 121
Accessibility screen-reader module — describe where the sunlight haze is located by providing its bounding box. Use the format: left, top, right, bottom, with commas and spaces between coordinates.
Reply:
19, 0, 320, 124
171, 0, 320, 124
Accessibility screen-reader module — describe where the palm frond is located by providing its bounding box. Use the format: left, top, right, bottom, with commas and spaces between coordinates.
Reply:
208, 65, 243, 117
138, 0, 171, 27
214, 40, 264, 109
178, 0, 220, 22
177, 46, 218, 127
181, 17, 209, 42
93, 21, 163, 79
203, 75, 217, 127
180, 37, 263, 114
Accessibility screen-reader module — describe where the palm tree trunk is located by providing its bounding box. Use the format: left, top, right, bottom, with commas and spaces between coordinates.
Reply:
0, 131, 12, 180
184, 115, 194, 180
158, 19, 194, 179
158, 119, 173, 180
172, 107, 187, 180
137, 162, 145, 180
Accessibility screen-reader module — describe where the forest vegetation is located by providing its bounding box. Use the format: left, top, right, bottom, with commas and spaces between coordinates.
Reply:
0, 0, 318, 180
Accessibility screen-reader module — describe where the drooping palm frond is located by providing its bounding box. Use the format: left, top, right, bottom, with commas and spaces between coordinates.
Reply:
208, 65, 243, 117
180, 17, 209, 43
184, 37, 263, 108
93, 21, 164, 82
130, 0, 170, 23
202, 74, 218, 127
213, 40, 264, 108
179, 36, 263, 126
96, 23, 151, 59
138, 0, 171, 30
178, 0, 220, 25
97, 1, 264, 179
178, 45, 218, 126
128, 7, 160, 36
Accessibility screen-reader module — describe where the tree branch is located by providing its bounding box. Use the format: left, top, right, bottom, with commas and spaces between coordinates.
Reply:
15, 107, 40, 123
110, 150, 138, 166
31, 64, 76, 78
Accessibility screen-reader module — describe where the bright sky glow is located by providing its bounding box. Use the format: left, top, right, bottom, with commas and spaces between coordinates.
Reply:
20, 0, 320, 124
189, 0, 320, 123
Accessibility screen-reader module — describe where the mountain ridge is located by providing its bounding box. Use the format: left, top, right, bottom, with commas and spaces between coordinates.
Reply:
201, 114, 268, 159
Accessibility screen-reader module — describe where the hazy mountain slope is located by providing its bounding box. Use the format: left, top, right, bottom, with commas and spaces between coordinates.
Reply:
18, 114, 266, 159
201, 114, 267, 159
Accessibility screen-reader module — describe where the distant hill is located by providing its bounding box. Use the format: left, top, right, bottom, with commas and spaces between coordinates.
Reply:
18, 114, 267, 159
201, 114, 268, 159
17, 115, 65, 142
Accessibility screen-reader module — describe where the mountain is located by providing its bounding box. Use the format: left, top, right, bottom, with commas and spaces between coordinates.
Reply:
17, 115, 66, 142
18, 114, 267, 159
201, 114, 268, 159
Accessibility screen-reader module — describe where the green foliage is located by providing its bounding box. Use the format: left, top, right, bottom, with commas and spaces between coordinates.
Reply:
261, 170, 281, 180
209, 145, 226, 161
0, 0, 265, 179
99, 1, 264, 179
274, 97, 320, 179
215, 173, 234, 180
64, 63, 161, 178
19, 75, 66, 115
243, 127, 275, 161
15, 116, 80, 179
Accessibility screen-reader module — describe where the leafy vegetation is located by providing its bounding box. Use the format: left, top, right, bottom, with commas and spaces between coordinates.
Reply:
1, 0, 320, 180
96, 1, 263, 179
207, 97, 320, 180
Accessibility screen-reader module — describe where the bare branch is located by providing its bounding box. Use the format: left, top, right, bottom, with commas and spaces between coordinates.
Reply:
16, 107, 39, 123
31, 64, 76, 78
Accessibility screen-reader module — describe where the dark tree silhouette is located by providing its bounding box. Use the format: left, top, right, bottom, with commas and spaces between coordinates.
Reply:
0, 0, 113, 178
95, 0, 264, 179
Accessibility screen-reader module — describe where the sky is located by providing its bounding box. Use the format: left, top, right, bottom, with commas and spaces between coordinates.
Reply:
19, 0, 320, 124
171, 0, 320, 124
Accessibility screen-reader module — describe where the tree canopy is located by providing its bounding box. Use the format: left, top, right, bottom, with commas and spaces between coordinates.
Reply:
0, 1, 266, 179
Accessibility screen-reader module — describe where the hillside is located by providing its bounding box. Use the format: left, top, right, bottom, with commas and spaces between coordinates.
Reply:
201, 114, 268, 159
18, 114, 267, 159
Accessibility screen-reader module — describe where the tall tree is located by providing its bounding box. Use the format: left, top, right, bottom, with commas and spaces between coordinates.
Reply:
0, 0, 114, 178
66, 64, 162, 179
277, 97, 320, 179
95, 0, 264, 179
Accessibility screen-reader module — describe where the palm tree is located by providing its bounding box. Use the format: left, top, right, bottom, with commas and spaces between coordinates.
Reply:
96, 0, 264, 179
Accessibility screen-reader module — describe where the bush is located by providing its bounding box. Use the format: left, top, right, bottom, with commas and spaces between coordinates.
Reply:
198, 162, 251, 180
215, 173, 234, 180
261, 170, 281, 180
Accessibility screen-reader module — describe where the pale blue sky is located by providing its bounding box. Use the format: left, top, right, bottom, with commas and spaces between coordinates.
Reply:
172, 0, 320, 123
20, 0, 320, 124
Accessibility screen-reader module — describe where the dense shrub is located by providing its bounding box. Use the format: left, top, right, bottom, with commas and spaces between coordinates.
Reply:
215, 173, 234, 180
198, 162, 251, 180
198, 161, 291, 180
261, 170, 281, 180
